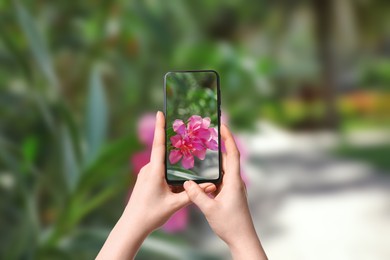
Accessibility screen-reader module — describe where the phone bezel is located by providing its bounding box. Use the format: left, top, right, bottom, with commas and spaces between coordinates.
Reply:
164, 70, 222, 185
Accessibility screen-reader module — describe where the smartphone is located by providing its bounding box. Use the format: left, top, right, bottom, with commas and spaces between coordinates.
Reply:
164, 70, 222, 185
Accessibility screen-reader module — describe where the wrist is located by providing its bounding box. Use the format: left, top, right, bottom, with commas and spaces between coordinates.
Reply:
228, 235, 266, 260
225, 224, 267, 260
112, 209, 150, 258
121, 206, 152, 237
96, 209, 150, 260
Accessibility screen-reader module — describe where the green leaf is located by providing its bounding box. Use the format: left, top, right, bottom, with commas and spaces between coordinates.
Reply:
61, 126, 80, 192
85, 66, 108, 164
0, 137, 20, 173
59, 228, 110, 253
167, 167, 203, 181
77, 133, 139, 193
14, 0, 59, 90
74, 184, 121, 224
21, 136, 38, 173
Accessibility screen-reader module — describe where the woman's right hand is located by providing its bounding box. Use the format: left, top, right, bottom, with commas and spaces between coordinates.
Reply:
183, 124, 267, 260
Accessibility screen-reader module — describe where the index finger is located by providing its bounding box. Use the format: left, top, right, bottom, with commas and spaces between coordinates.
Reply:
150, 111, 165, 166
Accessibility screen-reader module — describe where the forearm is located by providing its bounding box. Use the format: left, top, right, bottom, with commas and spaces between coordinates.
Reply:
96, 211, 149, 260
229, 237, 267, 259
227, 222, 267, 260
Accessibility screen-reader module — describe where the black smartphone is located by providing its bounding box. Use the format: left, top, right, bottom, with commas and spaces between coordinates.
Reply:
164, 70, 222, 185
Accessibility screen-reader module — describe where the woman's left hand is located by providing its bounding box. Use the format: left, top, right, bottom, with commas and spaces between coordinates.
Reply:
97, 111, 216, 260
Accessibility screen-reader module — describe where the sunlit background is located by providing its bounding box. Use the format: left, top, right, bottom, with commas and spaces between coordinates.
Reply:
1, 0, 389, 259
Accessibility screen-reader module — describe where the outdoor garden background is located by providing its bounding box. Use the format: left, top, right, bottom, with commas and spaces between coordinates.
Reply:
0, 0, 389, 259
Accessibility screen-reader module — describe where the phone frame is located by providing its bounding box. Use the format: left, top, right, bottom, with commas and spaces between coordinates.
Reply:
164, 70, 222, 185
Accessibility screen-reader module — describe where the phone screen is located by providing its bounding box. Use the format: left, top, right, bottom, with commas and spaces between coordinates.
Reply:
164, 70, 221, 184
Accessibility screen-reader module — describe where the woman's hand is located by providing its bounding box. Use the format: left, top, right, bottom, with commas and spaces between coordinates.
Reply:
183, 124, 267, 260
97, 111, 216, 260
124, 111, 215, 233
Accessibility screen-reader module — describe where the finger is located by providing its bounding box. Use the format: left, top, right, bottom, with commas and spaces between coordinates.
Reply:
170, 183, 216, 194
202, 184, 217, 193
170, 183, 216, 209
204, 185, 216, 193
150, 111, 165, 166
222, 152, 227, 173
220, 124, 241, 180
184, 181, 214, 214
199, 182, 216, 193
172, 191, 191, 209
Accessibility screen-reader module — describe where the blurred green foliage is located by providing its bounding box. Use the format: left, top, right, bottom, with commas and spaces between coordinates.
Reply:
335, 143, 390, 172
166, 71, 218, 126
0, 0, 389, 258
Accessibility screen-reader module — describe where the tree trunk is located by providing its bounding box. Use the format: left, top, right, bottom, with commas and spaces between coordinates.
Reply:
313, 0, 339, 129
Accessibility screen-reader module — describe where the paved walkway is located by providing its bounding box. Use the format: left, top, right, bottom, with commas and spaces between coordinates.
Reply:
241, 122, 390, 260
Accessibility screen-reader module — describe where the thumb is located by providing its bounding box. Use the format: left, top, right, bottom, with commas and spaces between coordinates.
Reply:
184, 181, 214, 214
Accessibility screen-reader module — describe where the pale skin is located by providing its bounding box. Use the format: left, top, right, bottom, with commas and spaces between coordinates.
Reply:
96, 111, 267, 260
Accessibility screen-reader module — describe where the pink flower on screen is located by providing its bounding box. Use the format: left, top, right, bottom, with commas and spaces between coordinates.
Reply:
169, 115, 218, 169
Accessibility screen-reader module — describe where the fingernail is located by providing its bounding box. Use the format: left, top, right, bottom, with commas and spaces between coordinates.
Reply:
156, 111, 161, 119
205, 185, 212, 191
184, 180, 192, 188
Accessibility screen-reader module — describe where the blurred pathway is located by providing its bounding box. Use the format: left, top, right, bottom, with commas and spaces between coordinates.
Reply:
241, 122, 390, 260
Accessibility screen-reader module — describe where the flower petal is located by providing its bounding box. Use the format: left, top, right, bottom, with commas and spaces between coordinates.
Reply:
137, 114, 156, 147
188, 115, 202, 131
191, 139, 205, 150
209, 127, 218, 140
181, 153, 194, 169
169, 149, 182, 164
173, 119, 186, 135
131, 150, 151, 174
193, 148, 206, 160
207, 139, 218, 151
162, 207, 188, 233
170, 134, 182, 148
202, 117, 211, 128
195, 128, 210, 141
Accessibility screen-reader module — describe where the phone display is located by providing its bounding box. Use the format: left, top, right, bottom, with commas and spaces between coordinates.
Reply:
164, 70, 221, 184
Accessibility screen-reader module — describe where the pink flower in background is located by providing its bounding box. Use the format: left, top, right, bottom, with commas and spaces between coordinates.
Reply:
137, 114, 156, 147
163, 207, 188, 233
169, 115, 218, 169
131, 150, 150, 174
130, 114, 155, 174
